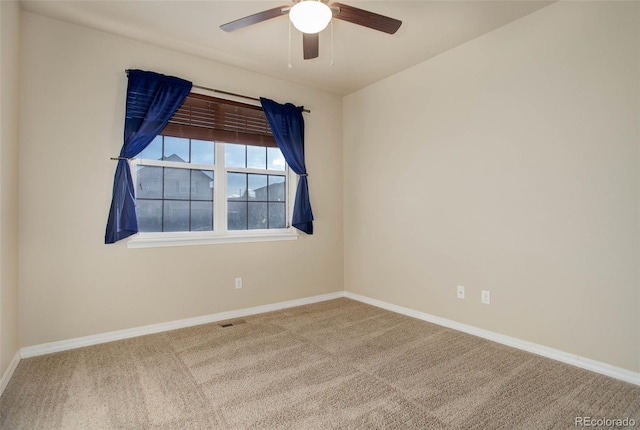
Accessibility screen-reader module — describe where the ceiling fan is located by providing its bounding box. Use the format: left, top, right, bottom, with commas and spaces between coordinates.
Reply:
220, 0, 402, 60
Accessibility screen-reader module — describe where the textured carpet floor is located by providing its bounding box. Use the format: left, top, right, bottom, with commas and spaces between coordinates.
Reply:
1, 298, 639, 429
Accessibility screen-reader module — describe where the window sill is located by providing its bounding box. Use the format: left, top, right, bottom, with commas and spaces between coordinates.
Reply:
127, 230, 299, 249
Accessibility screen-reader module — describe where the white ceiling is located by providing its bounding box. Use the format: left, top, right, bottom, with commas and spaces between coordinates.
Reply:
19, 0, 553, 95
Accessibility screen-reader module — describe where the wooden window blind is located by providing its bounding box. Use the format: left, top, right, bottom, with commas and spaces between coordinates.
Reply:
161, 93, 277, 148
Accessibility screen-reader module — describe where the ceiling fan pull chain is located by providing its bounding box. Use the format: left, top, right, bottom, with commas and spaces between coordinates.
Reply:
288, 19, 293, 69
330, 18, 335, 66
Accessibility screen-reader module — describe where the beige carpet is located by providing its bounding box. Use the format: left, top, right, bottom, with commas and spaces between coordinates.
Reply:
1, 298, 639, 429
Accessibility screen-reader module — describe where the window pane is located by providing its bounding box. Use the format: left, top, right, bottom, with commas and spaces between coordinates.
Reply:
247, 145, 266, 170
137, 135, 162, 161
191, 170, 213, 201
191, 139, 214, 165
136, 200, 162, 232
164, 136, 189, 163
227, 201, 247, 230
248, 174, 267, 201
164, 168, 190, 200
269, 202, 286, 229
227, 172, 247, 200
191, 201, 213, 231
248, 202, 267, 230
225, 143, 245, 168
136, 166, 163, 199
163, 200, 189, 231
267, 147, 286, 171
268, 175, 285, 202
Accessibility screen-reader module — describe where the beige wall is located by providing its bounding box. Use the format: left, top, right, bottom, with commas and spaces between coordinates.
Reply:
18, 12, 343, 347
344, 1, 639, 372
1, 0, 21, 378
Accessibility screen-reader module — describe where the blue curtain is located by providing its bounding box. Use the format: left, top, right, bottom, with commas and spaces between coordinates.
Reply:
105, 70, 192, 244
260, 97, 313, 234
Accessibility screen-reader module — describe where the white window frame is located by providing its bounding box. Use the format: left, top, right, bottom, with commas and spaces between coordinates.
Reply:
127, 140, 299, 249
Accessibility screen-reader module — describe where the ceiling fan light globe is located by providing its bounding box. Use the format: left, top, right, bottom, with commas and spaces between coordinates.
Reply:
289, 1, 332, 34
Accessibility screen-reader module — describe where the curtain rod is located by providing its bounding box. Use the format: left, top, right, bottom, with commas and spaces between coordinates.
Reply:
125, 70, 310, 113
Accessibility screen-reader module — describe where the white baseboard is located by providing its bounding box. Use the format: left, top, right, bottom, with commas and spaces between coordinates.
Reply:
344, 291, 640, 386
17, 289, 639, 387
0, 350, 21, 396
21, 291, 344, 359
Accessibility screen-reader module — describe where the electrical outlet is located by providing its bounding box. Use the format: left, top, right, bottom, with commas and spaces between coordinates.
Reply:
456, 285, 465, 299
235, 277, 243, 289
481, 290, 491, 304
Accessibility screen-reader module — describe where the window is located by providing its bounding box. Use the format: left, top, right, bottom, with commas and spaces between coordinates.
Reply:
128, 93, 297, 248
225, 143, 288, 231
135, 136, 215, 233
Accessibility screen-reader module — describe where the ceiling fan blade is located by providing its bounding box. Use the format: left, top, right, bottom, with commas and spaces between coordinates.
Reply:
303, 33, 319, 60
220, 6, 290, 32
330, 2, 402, 34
